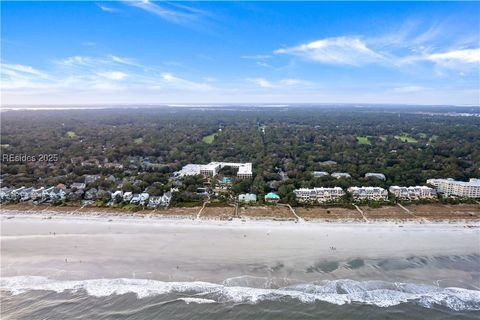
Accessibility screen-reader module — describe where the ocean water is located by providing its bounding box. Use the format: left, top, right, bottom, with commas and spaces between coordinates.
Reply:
2, 255, 480, 319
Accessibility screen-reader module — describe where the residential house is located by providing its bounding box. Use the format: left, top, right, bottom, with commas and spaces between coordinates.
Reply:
10, 187, 26, 201
139, 193, 150, 205
331, 172, 351, 179
96, 189, 111, 201
319, 160, 337, 166
365, 173, 386, 180
84, 188, 98, 200
197, 187, 208, 195
294, 187, 345, 203
49, 187, 67, 202
31, 187, 44, 201
123, 192, 133, 202
81, 159, 100, 167
103, 162, 124, 170
70, 182, 86, 190
111, 190, 124, 202
148, 196, 162, 208
265, 192, 280, 203
140, 161, 165, 171
0, 187, 12, 202
160, 192, 172, 207
84, 174, 101, 185
130, 193, 142, 204
312, 171, 329, 178
348, 186, 388, 201
20, 187, 33, 201
238, 193, 257, 203
67, 189, 84, 201
42, 187, 54, 201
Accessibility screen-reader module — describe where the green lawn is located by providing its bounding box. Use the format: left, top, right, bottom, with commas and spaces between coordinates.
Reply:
66, 131, 76, 138
394, 134, 418, 143
134, 138, 144, 145
356, 136, 371, 145
379, 135, 388, 142
202, 133, 217, 144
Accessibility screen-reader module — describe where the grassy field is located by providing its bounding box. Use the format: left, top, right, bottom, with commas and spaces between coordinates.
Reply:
66, 131, 76, 138
394, 134, 418, 143
134, 138, 144, 144
356, 136, 371, 145
202, 133, 217, 144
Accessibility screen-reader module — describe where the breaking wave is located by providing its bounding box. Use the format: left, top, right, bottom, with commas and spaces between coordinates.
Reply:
1, 276, 479, 311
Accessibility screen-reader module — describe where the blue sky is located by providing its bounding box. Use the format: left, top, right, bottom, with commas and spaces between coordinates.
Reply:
1, 1, 479, 105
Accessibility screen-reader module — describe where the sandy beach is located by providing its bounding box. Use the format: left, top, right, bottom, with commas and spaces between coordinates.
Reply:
1, 210, 479, 285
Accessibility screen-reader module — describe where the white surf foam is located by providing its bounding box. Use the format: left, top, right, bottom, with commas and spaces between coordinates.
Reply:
1, 276, 479, 311
177, 297, 217, 304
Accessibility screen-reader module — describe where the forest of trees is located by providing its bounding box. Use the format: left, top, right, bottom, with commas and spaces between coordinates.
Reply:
1, 105, 479, 205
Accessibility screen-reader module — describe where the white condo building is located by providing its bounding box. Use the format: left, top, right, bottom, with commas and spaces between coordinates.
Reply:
174, 162, 253, 179
294, 187, 345, 203
389, 186, 436, 200
348, 186, 388, 201
426, 178, 480, 198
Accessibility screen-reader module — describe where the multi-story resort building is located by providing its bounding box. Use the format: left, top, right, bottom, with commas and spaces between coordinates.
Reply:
174, 162, 253, 179
312, 171, 329, 178
426, 178, 480, 198
348, 186, 388, 201
294, 187, 345, 203
389, 186, 437, 200
331, 172, 351, 179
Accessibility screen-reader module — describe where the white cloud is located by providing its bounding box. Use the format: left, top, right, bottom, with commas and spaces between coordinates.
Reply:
109, 55, 139, 66
401, 48, 480, 73
55, 56, 95, 67
161, 73, 177, 82
392, 86, 429, 93
279, 79, 303, 86
97, 71, 128, 81
54, 55, 141, 70
2, 63, 48, 77
126, 0, 204, 25
159, 73, 211, 90
247, 77, 308, 88
427, 48, 480, 64
256, 61, 273, 68
241, 55, 272, 60
275, 36, 385, 66
96, 3, 119, 13
248, 78, 274, 88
